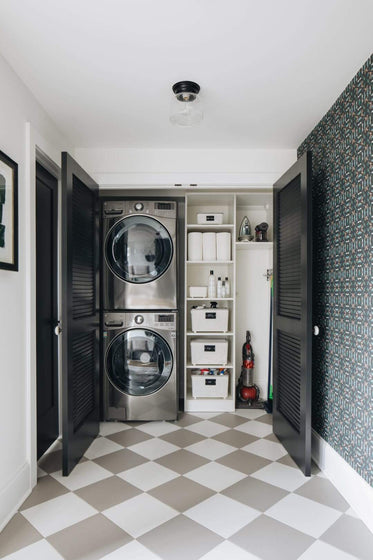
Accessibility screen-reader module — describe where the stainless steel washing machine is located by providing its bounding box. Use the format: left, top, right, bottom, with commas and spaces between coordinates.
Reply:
103, 311, 178, 421
103, 200, 177, 310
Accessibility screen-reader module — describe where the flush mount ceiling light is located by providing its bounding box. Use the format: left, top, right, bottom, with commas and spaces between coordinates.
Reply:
170, 81, 203, 127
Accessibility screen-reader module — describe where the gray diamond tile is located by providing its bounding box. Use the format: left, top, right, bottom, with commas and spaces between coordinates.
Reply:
19, 476, 69, 511
149, 476, 215, 512
155, 449, 209, 474
92, 448, 147, 474
139, 514, 223, 560
212, 429, 259, 448
217, 450, 271, 475
47, 513, 131, 560
222, 475, 288, 511
265, 432, 281, 443
106, 428, 152, 447
174, 413, 204, 428
255, 413, 273, 425
159, 428, 205, 448
212, 413, 250, 428
75, 475, 141, 511
230, 514, 315, 560
0, 513, 42, 557
38, 450, 63, 474
320, 514, 373, 560
277, 453, 299, 468
295, 476, 350, 512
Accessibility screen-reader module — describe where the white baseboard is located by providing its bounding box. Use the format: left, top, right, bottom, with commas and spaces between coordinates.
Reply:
0, 462, 31, 532
312, 429, 373, 534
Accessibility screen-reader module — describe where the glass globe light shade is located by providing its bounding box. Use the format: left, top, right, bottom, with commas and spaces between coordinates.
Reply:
170, 87, 203, 126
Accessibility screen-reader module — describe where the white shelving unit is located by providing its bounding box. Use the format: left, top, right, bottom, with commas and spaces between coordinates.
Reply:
184, 191, 273, 412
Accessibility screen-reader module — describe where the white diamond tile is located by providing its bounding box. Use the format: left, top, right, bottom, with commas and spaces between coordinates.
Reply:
234, 420, 273, 437
2, 539, 65, 560
251, 462, 308, 491
21, 493, 97, 537
184, 420, 230, 437
136, 421, 181, 437
242, 439, 287, 461
50, 460, 112, 491
185, 439, 236, 460
103, 493, 178, 538
100, 540, 162, 559
99, 421, 131, 436
117, 461, 179, 491
84, 437, 123, 459
298, 540, 360, 560
128, 438, 179, 460
199, 540, 262, 560
185, 462, 246, 492
266, 494, 342, 538
185, 494, 260, 538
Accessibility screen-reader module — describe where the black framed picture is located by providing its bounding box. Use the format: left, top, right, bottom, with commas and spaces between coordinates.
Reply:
0, 150, 18, 271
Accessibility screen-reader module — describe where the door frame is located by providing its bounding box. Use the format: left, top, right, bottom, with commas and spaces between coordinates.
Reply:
25, 121, 62, 489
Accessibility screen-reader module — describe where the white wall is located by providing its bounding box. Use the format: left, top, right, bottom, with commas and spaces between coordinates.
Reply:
74, 147, 296, 188
0, 53, 69, 530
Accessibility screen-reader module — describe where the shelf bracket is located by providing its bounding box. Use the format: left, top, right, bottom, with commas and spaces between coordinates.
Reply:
264, 268, 273, 281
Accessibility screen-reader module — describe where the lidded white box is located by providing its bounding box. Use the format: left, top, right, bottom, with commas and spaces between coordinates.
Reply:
191, 339, 228, 365
189, 286, 207, 298
191, 308, 229, 332
197, 213, 223, 224
191, 375, 229, 398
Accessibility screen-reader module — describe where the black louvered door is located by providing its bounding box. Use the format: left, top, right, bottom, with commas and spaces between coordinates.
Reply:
273, 151, 312, 476
61, 152, 99, 475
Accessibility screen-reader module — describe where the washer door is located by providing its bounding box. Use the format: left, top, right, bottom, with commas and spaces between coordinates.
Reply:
106, 328, 173, 396
105, 215, 173, 284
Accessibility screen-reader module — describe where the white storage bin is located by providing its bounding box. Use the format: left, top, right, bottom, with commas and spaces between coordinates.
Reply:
191, 339, 228, 365
197, 213, 224, 225
189, 286, 207, 298
191, 308, 229, 332
192, 375, 229, 398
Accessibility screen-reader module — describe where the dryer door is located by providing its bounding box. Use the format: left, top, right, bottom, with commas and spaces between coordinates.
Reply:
105, 215, 173, 284
106, 328, 173, 396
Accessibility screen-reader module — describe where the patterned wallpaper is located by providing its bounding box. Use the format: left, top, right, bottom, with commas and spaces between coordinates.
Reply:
298, 55, 372, 485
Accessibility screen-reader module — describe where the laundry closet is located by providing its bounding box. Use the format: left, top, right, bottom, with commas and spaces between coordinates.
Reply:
101, 188, 273, 415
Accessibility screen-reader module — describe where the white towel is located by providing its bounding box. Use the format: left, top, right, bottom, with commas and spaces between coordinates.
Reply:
216, 232, 231, 261
202, 232, 217, 261
188, 232, 203, 261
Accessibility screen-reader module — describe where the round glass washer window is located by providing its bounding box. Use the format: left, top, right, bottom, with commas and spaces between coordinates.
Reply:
106, 328, 173, 396
105, 215, 173, 283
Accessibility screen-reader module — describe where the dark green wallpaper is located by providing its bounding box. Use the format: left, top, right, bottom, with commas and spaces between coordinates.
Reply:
298, 55, 372, 485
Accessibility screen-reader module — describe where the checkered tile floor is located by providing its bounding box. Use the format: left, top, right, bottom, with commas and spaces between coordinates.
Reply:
1, 410, 372, 559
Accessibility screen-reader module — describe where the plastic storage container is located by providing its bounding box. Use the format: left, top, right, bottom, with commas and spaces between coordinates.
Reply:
191, 339, 228, 365
189, 286, 207, 298
191, 308, 229, 332
197, 213, 223, 225
191, 375, 229, 398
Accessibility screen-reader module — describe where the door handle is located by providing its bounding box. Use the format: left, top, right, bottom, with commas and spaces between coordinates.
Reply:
105, 321, 124, 328
54, 324, 62, 335
313, 325, 320, 336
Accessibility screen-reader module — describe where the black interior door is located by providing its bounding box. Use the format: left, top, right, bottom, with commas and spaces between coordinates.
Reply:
273, 151, 312, 476
61, 152, 100, 475
36, 162, 58, 459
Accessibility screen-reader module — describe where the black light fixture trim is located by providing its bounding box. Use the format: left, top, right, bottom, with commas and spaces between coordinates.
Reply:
172, 81, 200, 102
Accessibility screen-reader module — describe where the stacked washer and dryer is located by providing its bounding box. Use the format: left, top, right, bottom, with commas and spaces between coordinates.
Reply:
102, 200, 178, 421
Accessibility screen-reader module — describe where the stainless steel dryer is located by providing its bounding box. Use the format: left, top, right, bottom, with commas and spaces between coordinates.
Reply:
103, 200, 177, 310
103, 311, 178, 421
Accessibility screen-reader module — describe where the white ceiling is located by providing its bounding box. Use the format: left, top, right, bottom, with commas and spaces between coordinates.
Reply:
0, 0, 372, 149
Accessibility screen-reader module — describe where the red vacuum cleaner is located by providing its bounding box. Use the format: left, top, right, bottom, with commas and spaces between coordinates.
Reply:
237, 330, 260, 404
